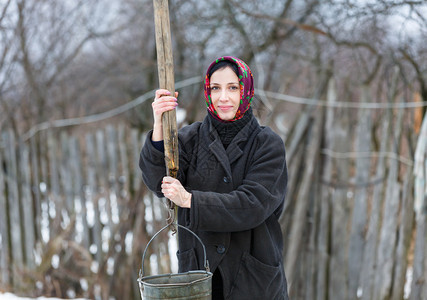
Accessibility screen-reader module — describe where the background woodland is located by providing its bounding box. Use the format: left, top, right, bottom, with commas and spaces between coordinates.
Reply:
1, 0, 427, 299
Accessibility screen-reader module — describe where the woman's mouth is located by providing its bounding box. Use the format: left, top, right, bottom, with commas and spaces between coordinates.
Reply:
218, 105, 233, 111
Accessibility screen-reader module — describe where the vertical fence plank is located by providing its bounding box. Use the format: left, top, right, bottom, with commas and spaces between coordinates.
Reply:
391, 170, 414, 300
305, 167, 320, 300
316, 78, 337, 300
360, 145, 388, 299
328, 109, 352, 300
118, 124, 129, 218
390, 99, 415, 300
39, 130, 49, 243
132, 160, 149, 269
106, 125, 119, 225
280, 134, 304, 245
30, 137, 42, 242
410, 203, 426, 300
19, 141, 36, 269
96, 129, 113, 232
348, 86, 372, 299
86, 133, 103, 263
132, 131, 149, 288
47, 130, 62, 235
0, 149, 10, 287
3, 130, 23, 288
360, 110, 393, 300
117, 125, 136, 300
60, 131, 74, 215
362, 68, 400, 299
130, 130, 141, 196
373, 97, 405, 300
411, 112, 427, 300
422, 221, 427, 300
374, 182, 400, 300
280, 107, 314, 245
70, 136, 90, 248
286, 106, 325, 297
130, 130, 145, 300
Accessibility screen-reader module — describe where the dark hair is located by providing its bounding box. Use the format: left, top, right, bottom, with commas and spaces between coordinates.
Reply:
208, 60, 239, 79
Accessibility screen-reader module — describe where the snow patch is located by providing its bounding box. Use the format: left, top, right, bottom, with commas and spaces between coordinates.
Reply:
0, 292, 87, 300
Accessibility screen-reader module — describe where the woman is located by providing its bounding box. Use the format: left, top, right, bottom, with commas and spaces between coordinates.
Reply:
139, 56, 289, 300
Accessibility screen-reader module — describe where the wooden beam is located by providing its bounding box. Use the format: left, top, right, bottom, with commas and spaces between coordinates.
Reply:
153, 0, 179, 211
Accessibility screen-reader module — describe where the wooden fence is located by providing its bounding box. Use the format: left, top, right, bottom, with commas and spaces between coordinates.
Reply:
0, 80, 427, 299
0, 124, 175, 299
277, 78, 426, 300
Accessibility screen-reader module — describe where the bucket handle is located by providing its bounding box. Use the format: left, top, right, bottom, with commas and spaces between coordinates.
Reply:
140, 223, 210, 278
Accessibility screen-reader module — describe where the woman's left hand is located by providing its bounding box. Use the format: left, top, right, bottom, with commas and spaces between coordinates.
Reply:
161, 176, 192, 208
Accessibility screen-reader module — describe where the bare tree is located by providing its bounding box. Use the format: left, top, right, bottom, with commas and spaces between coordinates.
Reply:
0, 0, 134, 135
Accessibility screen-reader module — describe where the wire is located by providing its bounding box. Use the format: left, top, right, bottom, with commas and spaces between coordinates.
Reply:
321, 148, 414, 167
13, 76, 427, 143
21, 76, 203, 142
258, 89, 427, 109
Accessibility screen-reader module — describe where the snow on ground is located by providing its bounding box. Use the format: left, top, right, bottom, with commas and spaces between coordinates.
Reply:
0, 293, 87, 300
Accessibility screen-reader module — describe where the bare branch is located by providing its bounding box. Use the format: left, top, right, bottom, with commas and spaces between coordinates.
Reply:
400, 47, 427, 102
0, 0, 12, 26
230, 1, 326, 36
363, 54, 383, 85
325, 32, 378, 55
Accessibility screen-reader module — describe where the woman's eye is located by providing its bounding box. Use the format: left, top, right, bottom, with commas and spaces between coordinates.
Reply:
211, 86, 219, 90
230, 86, 239, 90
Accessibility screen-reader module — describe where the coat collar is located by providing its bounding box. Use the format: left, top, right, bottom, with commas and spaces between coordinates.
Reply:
201, 115, 260, 176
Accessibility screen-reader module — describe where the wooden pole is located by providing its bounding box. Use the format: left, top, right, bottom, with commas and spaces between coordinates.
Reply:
153, 0, 179, 213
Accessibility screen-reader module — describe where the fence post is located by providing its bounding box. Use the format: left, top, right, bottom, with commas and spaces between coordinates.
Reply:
30, 136, 42, 242
348, 85, 372, 298
3, 130, 23, 288
106, 126, 119, 227
411, 112, 427, 299
96, 129, 112, 231
48, 130, 62, 236
391, 170, 414, 300
85, 133, 103, 263
373, 95, 405, 300
130, 129, 141, 196
118, 124, 129, 217
60, 131, 74, 215
70, 136, 89, 248
0, 148, 10, 288
360, 118, 390, 298
315, 78, 337, 300
19, 140, 36, 269
285, 105, 325, 296
328, 108, 352, 300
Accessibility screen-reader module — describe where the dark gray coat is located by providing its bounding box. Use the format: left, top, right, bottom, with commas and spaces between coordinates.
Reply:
139, 115, 289, 300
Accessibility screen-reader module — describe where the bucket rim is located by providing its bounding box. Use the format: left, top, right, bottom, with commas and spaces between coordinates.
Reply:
138, 270, 213, 288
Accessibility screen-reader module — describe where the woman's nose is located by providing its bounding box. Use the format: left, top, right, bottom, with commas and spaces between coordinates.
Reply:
219, 89, 228, 100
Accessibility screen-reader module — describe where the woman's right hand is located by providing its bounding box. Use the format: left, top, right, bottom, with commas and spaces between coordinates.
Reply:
152, 89, 178, 141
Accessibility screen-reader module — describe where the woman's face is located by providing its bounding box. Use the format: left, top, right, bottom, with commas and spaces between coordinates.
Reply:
209, 67, 240, 121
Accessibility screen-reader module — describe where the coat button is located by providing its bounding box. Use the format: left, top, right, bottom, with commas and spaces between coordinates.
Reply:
223, 176, 230, 183
217, 245, 226, 254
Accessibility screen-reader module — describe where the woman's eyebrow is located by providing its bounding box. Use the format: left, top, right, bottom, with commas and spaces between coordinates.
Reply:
210, 81, 239, 85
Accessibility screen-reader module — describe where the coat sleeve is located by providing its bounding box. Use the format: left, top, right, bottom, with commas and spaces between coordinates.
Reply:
139, 130, 167, 198
186, 130, 288, 232
139, 124, 197, 198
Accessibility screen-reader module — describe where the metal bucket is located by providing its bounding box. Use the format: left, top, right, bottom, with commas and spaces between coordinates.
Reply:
138, 224, 213, 299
